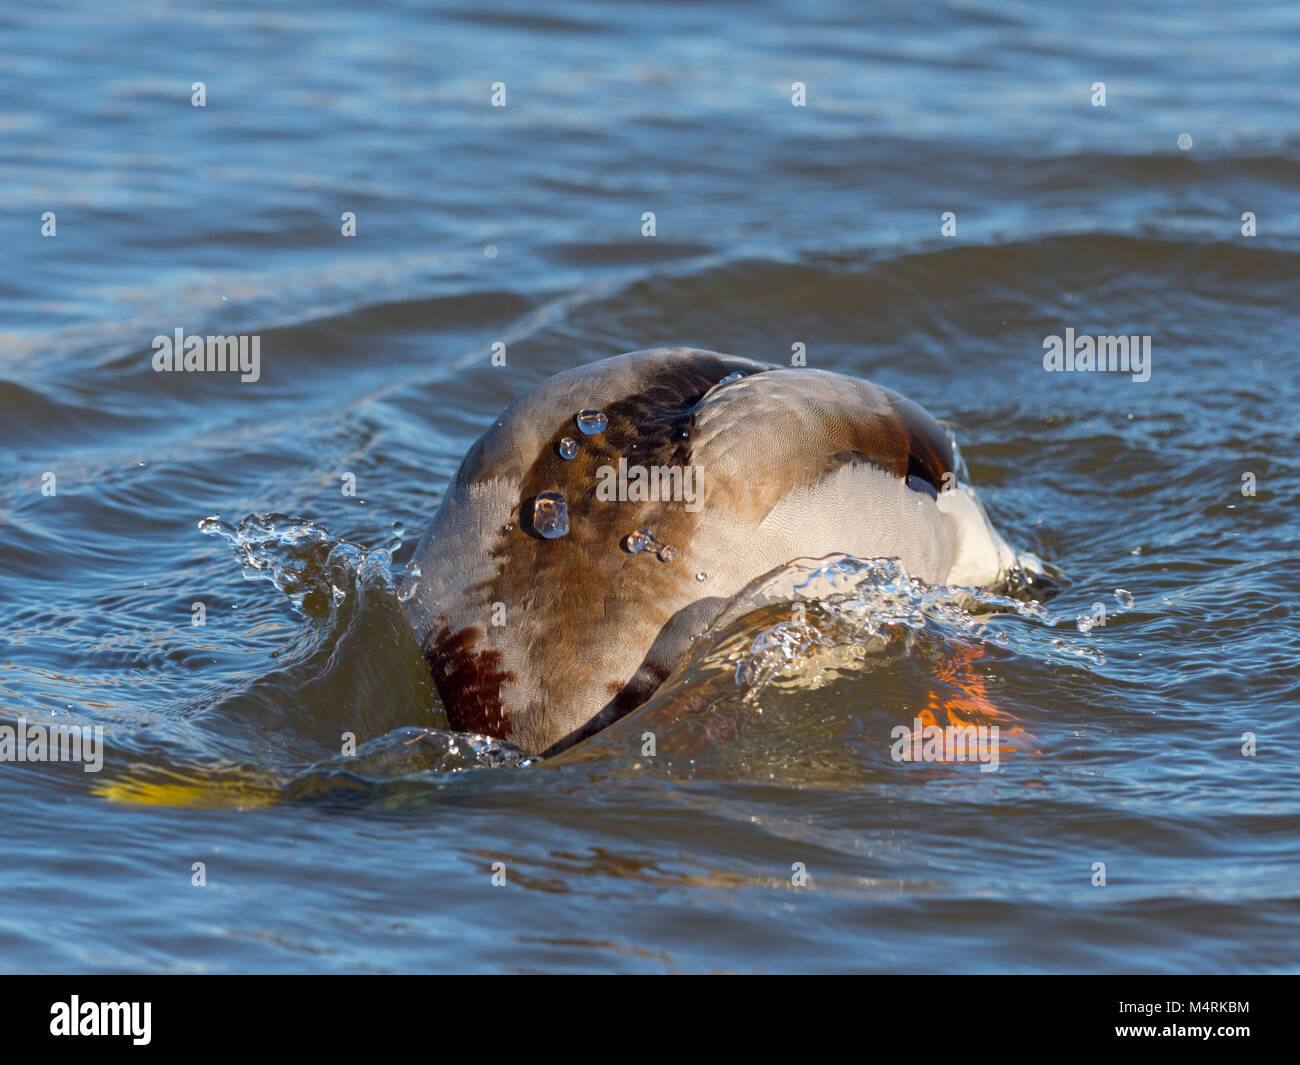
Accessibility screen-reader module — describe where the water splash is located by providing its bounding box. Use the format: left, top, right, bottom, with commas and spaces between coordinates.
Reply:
660, 554, 1104, 707
398, 563, 421, 604
199, 513, 406, 615
177, 512, 538, 800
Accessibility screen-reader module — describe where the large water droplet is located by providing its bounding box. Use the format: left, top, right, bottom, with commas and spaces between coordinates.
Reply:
575, 409, 608, 435
624, 529, 678, 561
625, 530, 654, 553
557, 437, 578, 460
532, 491, 570, 539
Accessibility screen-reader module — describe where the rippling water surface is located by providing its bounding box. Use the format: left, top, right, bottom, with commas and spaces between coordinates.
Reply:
2, 0, 1298, 972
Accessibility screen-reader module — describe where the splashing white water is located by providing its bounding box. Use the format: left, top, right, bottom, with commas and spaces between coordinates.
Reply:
199, 512, 408, 616
664, 554, 1105, 708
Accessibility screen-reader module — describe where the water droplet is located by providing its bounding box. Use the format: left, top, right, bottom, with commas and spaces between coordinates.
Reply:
331, 585, 346, 605
575, 409, 608, 435
532, 491, 570, 539
1114, 588, 1135, 609
624, 528, 678, 561
695, 572, 707, 581
391, 521, 404, 533
700, 371, 750, 403
502, 522, 513, 533
557, 437, 578, 460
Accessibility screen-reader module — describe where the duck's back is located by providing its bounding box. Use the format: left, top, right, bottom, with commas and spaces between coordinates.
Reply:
402, 347, 1013, 756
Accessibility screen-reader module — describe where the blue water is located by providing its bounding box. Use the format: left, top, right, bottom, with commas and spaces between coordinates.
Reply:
1, 0, 1298, 972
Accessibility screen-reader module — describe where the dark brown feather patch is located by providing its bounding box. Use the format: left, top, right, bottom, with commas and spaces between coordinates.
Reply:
424, 623, 517, 738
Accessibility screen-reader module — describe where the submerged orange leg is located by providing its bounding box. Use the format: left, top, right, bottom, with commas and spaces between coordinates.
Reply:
920, 643, 1036, 760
